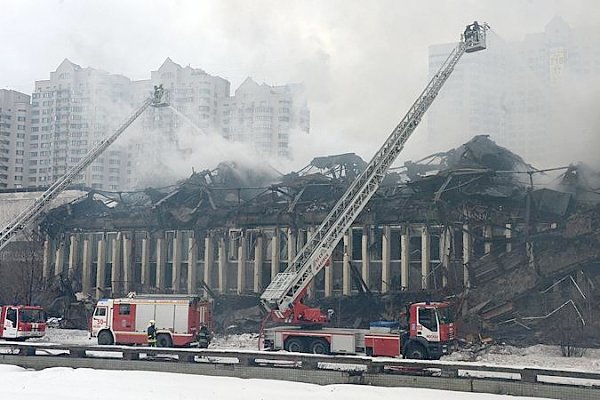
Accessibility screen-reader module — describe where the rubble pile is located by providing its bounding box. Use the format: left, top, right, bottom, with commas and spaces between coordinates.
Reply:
37, 135, 600, 344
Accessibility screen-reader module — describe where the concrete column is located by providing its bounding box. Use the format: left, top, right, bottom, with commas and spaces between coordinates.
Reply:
218, 237, 227, 294
156, 237, 166, 291
381, 226, 391, 293
67, 234, 79, 279
421, 225, 430, 290
324, 256, 333, 297
82, 238, 92, 296
505, 223, 512, 253
440, 227, 451, 288
296, 229, 305, 253
254, 234, 264, 293
287, 228, 296, 265
362, 226, 370, 289
306, 227, 316, 299
400, 226, 410, 290
237, 232, 247, 295
55, 242, 65, 277
187, 235, 197, 294
111, 233, 122, 294
342, 230, 352, 295
172, 231, 182, 292
42, 236, 52, 280
484, 225, 493, 254
463, 224, 472, 288
203, 235, 214, 288
140, 236, 150, 288
122, 234, 132, 293
95, 239, 106, 299
271, 228, 280, 280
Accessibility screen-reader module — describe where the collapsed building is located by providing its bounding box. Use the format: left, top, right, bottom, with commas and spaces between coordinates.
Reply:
2, 135, 600, 343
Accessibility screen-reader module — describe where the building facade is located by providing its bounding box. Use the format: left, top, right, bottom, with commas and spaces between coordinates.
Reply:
0, 89, 31, 189
13, 58, 309, 191
29, 59, 133, 190
427, 17, 600, 167
219, 78, 310, 158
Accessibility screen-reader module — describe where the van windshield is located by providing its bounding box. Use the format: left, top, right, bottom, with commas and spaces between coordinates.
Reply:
436, 307, 455, 324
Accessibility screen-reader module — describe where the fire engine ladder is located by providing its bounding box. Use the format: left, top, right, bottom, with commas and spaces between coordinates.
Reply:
261, 24, 488, 313
0, 85, 169, 253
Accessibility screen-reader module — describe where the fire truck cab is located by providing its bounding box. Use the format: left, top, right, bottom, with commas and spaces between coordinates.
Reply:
0, 305, 46, 340
90, 294, 212, 347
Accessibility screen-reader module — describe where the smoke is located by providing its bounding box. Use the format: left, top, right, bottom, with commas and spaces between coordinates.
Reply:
122, 121, 266, 189
2, 1, 600, 184
546, 72, 600, 170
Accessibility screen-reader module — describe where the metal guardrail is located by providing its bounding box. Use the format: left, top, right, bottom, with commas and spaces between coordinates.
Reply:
1, 341, 599, 399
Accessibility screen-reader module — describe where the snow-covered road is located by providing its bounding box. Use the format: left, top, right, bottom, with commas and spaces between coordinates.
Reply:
0, 364, 548, 400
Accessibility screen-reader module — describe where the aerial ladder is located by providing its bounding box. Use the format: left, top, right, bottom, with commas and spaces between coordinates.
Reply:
0, 85, 169, 252
261, 22, 489, 324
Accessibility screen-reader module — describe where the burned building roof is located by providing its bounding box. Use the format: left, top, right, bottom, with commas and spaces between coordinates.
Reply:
40, 136, 598, 238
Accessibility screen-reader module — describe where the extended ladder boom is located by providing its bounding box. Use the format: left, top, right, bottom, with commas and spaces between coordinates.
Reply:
0, 86, 168, 252
261, 24, 488, 316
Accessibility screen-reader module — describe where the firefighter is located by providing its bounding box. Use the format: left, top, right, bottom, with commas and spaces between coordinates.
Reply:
197, 324, 211, 348
147, 320, 157, 347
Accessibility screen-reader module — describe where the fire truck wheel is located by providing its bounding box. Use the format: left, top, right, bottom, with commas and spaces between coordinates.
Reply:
97, 330, 114, 346
157, 333, 173, 348
309, 339, 330, 355
406, 343, 427, 360
284, 337, 305, 353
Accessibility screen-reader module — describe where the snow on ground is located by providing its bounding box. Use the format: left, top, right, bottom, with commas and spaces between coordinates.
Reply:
0, 365, 548, 400
444, 343, 600, 373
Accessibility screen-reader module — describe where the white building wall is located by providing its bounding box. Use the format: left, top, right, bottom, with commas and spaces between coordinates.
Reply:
0, 89, 30, 188
30, 59, 132, 190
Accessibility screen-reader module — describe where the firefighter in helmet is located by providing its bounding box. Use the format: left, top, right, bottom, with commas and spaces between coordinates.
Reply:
197, 324, 212, 348
147, 320, 157, 347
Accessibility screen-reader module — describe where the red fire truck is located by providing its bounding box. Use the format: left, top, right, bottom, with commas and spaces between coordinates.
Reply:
259, 23, 486, 361
0, 305, 46, 340
262, 301, 456, 359
90, 294, 212, 347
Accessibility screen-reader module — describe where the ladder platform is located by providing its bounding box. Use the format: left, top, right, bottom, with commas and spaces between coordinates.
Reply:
260, 273, 296, 302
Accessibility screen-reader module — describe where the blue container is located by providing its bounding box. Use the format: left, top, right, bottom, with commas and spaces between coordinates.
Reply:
369, 321, 400, 329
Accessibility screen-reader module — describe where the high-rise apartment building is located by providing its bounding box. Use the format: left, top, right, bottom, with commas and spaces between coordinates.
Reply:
0, 90, 31, 188
128, 58, 231, 187
427, 17, 599, 167
22, 58, 310, 190
30, 59, 132, 190
219, 78, 310, 157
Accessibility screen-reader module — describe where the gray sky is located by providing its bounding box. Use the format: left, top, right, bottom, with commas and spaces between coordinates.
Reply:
2, 0, 599, 169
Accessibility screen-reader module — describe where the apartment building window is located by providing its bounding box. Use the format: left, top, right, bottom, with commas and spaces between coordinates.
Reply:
16, 150, 24, 156
15, 167, 23, 173
17, 116, 25, 122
